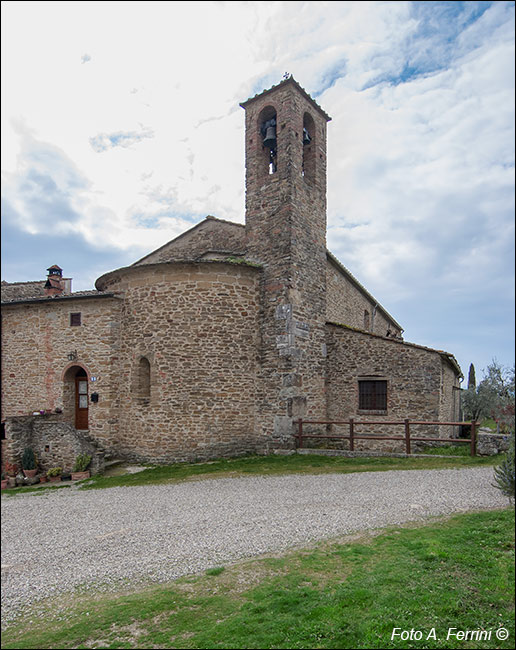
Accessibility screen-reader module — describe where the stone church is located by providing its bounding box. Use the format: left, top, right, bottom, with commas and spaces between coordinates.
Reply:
1, 77, 462, 471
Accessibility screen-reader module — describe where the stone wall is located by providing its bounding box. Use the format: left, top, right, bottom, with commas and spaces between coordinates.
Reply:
3, 415, 105, 474
325, 324, 455, 452
326, 258, 402, 337
438, 357, 462, 438
98, 260, 263, 463
477, 430, 512, 456
1, 295, 122, 452
1, 79, 463, 468
241, 77, 330, 447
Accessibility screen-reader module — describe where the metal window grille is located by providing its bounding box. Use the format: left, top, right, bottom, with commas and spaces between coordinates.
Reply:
359, 380, 387, 410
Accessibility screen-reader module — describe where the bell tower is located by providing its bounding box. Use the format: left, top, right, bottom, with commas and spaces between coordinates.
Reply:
240, 77, 331, 445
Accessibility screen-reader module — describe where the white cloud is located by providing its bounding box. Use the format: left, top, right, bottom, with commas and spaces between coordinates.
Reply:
324, 3, 514, 310
1, 1, 514, 375
89, 126, 154, 152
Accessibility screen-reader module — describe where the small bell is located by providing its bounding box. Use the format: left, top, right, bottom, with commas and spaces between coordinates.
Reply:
263, 125, 277, 149
303, 128, 311, 145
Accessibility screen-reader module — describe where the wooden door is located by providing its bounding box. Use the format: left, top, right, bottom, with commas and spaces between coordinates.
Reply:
75, 377, 89, 429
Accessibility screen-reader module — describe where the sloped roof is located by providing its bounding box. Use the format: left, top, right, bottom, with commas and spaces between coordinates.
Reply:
131, 216, 245, 266
240, 76, 332, 122
1, 280, 47, 302
1, 288, 115, 306
128, 215, 401, 332
326, 251, 403, 332
1, 280, 114, 306
2, 217, 403, 335
327, 321, 462, 377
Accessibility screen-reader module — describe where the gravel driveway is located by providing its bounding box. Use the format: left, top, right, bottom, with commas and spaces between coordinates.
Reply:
1, 466, 508, 624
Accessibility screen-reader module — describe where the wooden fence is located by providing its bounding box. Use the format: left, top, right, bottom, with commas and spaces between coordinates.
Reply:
295, 419, 478, 456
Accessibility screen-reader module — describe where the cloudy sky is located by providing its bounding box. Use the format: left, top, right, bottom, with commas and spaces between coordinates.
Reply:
1, 1, 514, 380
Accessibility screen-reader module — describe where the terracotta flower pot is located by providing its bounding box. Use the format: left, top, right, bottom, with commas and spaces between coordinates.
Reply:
23, 469, 38, 478
48, 475, 62, 482
1, 479, 8, 490
71, 471, 90, 481
39, 475, 48, 483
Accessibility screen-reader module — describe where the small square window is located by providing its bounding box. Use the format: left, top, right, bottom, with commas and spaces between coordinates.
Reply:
359, 380, 387, 411
70, 313, 81, 327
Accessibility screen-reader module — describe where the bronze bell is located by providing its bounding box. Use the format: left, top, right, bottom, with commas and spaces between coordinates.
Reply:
303, 128, 311, 145
263, 125, 277, 149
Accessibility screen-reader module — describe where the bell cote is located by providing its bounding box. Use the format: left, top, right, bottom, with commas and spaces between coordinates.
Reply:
240, 76, 331, 191
240, 77, 331, 265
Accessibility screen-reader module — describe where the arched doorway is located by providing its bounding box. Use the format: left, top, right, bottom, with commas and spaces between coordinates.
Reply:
63, 365, 89, 430
75, 368, 89, 429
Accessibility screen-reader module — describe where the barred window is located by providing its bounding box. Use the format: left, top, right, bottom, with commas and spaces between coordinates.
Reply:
70, 313, 81, 326
359, 380, 387, 411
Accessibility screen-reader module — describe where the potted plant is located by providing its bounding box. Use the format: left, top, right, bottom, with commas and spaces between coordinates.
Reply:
39, 472, 48, 483
71, 453, 92, 480
22, 447, 38, 478
1, 472, 7, 490
46, 467, 62, 482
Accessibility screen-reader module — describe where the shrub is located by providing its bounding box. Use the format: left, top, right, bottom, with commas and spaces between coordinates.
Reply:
72, 453, 92, 472
22, 447, 37, 470
493, 433, 515, 499
46, 467, 62, 477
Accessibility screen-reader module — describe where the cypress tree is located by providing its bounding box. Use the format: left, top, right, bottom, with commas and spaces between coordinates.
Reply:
22, 447, 36, 470
468, 363, 476, 390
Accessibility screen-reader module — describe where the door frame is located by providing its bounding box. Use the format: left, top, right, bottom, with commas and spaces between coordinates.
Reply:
62, 363, 91, 430
75, 374, 89, 430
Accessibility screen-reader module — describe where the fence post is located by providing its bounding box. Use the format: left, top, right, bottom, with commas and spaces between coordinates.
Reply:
404, 419, 411, 455
297, 418, 303, 449
470, 420, 477, 456
349, 418, 354, 451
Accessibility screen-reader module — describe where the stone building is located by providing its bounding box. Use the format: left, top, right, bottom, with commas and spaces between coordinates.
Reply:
1, 77, 462, 471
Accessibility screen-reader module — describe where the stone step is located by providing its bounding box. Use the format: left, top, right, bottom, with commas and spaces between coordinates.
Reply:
103, 458, 126, 468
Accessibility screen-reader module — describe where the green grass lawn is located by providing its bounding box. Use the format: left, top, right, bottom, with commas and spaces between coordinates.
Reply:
417, 444, 471, 456
78, 452, 500, 491
2, 509, 514, 649
2, 451, 501, 496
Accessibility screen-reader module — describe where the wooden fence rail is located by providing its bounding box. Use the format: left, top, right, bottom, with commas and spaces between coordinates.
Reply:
295, 418, 478, 456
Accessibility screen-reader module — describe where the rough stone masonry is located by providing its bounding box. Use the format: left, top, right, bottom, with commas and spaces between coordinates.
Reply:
1, 77, 462, 469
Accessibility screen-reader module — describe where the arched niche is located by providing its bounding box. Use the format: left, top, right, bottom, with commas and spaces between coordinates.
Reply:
137, 356, 151, 399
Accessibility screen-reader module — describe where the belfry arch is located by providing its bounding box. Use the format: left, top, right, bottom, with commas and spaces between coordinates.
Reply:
302, 112, 316, 181
257, 105, 277, 176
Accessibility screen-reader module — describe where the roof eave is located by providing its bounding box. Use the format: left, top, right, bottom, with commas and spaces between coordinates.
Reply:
326, 251, 403, 332
1, 293, 117, 307
240, 76, 332, 122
